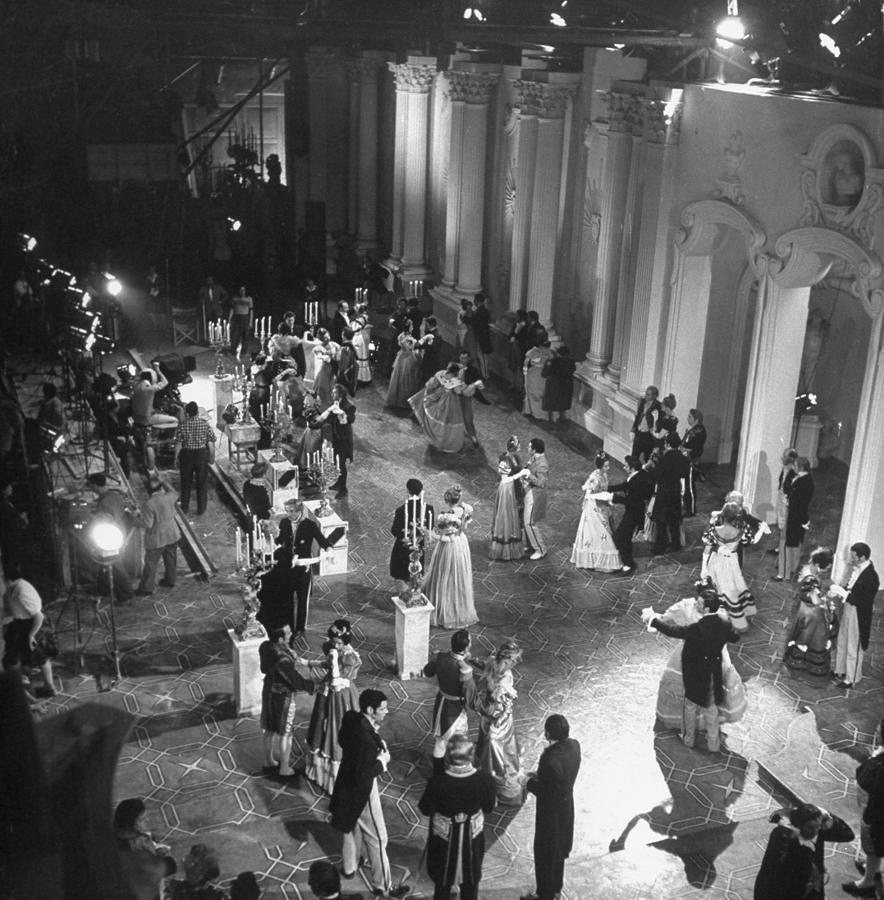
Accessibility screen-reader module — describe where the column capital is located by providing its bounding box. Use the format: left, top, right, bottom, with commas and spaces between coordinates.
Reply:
446, 71, 500, 105
513, 81, 575, 119
346, 57, 384, 84
388, 62, 437, 93
601, 91, 639, 133
644, 97, 683, 146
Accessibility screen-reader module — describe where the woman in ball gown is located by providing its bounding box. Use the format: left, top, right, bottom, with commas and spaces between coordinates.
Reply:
311, 327, 339, 410
489, 453, 528, 561
385, 320, 424, 408
295, 391, 324, 473
409, 362, 482, 453
655, 581, 747, 732
522, 334, 553, 418
701, 501, 758, 631
350, 305, 373, 387
304, 619, 362, 793
784, 573, 834, 677
424, 484, 478, 629
570, 450, 622, 572
475, 640, 525, 805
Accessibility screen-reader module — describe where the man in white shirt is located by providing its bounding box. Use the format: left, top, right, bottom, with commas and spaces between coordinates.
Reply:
832, 542, 880, 687
3, 568, 58, 698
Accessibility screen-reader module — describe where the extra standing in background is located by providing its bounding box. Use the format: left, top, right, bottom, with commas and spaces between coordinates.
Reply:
228, 286, 254, 359
831, 541, 880, 688
175, 401, 215, 517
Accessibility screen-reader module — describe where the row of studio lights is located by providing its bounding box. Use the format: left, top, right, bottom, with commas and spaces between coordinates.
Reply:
18, 232, 121, 354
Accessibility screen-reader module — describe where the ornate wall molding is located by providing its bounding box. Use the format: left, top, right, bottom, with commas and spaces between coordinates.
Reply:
446, 71, 499, 105
388, 62, 437, 93
601, 91, 637, 134
713, 131, 746, 205
772, 226, 884, 317
674, 199, 767, 276
798, 123, 884, 251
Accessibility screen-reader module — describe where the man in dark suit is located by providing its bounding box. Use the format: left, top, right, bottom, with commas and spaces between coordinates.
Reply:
650, 432, 691, 555
456, 351, 487, 447
329, 690, 409, 898
630, 385, 661, 462
336, 326, 359, 397
608, 455, 654, 574
420, 316, 442, 381
389, 478, 434, 592
472, 293, 492, 378
833, 542, 880, 687
643, 585, 739, 752
521, 714, 581, 900
330, 300, 350, 344
423, 629, 477, 760
405, 297, 423, 336
276, 499, 346, 635
316, 384, 355, 498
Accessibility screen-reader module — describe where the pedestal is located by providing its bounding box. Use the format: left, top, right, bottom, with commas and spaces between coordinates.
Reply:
211, 375, 234, 430
228, 628, 265, 717
393, 596, 434, 680
303, 499, 349, 575
227, 423, 261, 470
258, 448, 298, 490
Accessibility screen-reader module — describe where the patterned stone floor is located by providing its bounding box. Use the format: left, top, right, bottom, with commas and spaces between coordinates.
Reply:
20, 324, 884, 899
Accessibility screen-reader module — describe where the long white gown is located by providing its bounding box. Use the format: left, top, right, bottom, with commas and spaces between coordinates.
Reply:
570, 469, 622, 571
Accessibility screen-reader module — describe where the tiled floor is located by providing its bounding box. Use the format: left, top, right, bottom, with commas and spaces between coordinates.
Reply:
22, 325, 884, 898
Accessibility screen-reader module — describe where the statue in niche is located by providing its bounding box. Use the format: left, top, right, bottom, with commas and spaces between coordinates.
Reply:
823, 141, 864, 208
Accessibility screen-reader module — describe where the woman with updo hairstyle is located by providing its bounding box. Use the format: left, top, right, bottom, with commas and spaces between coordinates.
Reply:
701, 501, 758, 631
490, 449, 529, 561
303, 617, 362, 793
784, 573, 835, 676
423, 483, 478, 629
418, 733, 496, 900
570, 450, 622, 572
475, 640, 526, 805
799, 545, 833, 591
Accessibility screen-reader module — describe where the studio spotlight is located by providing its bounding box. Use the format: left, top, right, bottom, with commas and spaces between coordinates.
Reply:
86, 517, 125, 561
819, 33, 841, 57
104, 273, 123, 296
716, 15, 746, 49
550, 12, 567, 26
19, 233, 37, 252
227, 217, 242, 232
38, 421, 66, 454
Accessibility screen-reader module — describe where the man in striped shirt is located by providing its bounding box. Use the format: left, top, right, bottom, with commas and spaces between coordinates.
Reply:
175, 401, 215, 516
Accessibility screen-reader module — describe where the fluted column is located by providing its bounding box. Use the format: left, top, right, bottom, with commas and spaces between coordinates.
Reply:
441, 73, 465, 290
450, 72, 498, 296
524, 83, 575, 334
352, 58, 382, 253
607, 108, 645, 383
584, 92, 635, 375
622, 96, 684, 396
507, 85, 537, 312
388, 60, 436, 279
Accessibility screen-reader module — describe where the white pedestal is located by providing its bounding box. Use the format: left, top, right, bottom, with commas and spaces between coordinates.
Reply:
258, 449, 298, 490
303, 499, 349, 576
228, 628, 266, 717
211, 375, 235, 430
393, 596, 434, 680
795, 414, 822, 469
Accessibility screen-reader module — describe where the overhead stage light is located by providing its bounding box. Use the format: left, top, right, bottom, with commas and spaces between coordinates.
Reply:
716, 15, 747, 49
228, 217, 242, 232
550, 12, 567, 27
104, 273, 123, 296
19, 233, 37, 252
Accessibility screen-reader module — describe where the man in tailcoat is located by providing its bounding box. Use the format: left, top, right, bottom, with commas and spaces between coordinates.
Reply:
336, 326, 359, 397
522, 438, 549, 560
643, 588, 739, 752
420, 317, 442, 381
330, 300, 350, 344
389, 478, 434, 590
521, 714, 581, 900
833, 541, 880, 687
630, 385, 661, 462
329, 690, 409, 898
608, 455, 655, 574
423, 629, 477, 762
650, 432, 691, 554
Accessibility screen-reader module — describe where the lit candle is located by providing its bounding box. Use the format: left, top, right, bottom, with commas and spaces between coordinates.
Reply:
235, 527, 241, 566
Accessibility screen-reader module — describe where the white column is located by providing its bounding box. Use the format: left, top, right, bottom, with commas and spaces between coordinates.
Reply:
835, 311, 884, 582
507, 86, 537, 313
452, 72, 499, 296
608, 107, 644, 383
354, 58, 382, 253
621, 97, 684, 396
584, 92, 634, 376
441, 73, 464, 290
388, 60, 436, 279
734, 274, 810, 522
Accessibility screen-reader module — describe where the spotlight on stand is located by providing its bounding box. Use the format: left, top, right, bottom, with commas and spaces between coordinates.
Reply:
86, 517, 125, 561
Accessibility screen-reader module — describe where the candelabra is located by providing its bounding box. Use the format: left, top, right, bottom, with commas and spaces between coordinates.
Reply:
208, 320, 230, 376
259, 406, 291, 462
305, 442, 340, 517
231, 366, 253, 423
